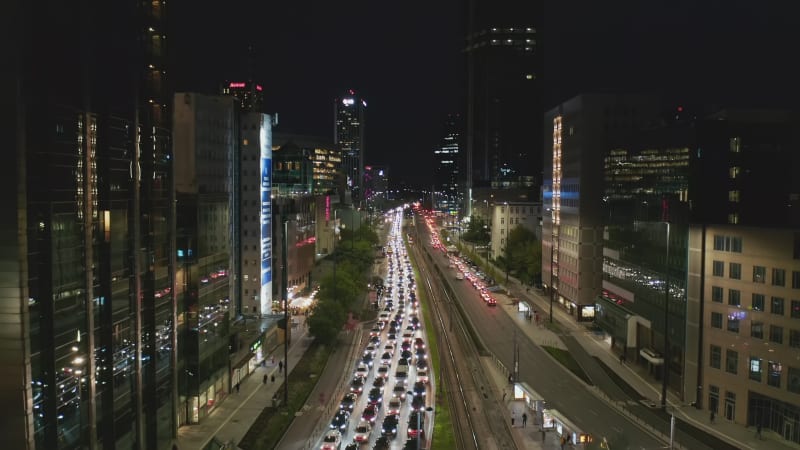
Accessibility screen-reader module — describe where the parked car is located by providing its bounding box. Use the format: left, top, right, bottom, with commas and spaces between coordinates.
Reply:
320, 430, 342, 450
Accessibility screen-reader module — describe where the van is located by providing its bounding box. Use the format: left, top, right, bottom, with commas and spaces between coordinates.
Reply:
455, 272, 464, 280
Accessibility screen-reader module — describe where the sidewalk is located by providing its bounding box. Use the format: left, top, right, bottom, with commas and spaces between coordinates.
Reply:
481, 255, 800, 450
176, 318, 312, 450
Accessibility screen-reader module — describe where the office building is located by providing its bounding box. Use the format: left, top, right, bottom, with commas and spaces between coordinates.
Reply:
5, 0, 176, 448
334, 90, 367, 203
364, 165, 389, 211
221, 80, 264, 113
464, 0, 539, 213
434, 114, 462, 215
695, 226, 800, 443
542, 93, 661, 321
173, 93, 237, 425
272, 134, 342, 196
239, 113, 275, 316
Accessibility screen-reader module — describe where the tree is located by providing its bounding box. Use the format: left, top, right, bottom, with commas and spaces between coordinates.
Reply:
462, 216, 490, 244
307, 300, 344, 343
505, 227, 541, 285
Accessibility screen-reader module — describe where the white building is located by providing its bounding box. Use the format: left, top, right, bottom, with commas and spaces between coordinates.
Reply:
490, 201, 541, 260
239, 112, 274, 315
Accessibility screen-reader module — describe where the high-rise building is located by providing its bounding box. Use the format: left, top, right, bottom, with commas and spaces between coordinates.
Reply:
364, 165, 389, 206
221, 80, 264, 113
272, 134, 342, 197
173, 93, 237, 425
464, 0, 539, 203
542, 93, 661, 322
6, 1, 176, 448
334, 90, 367, 203
434, 114, 462, 215
238, 113, 274, 316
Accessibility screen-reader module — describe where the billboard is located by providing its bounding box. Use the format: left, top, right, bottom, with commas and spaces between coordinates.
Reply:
260, 116, 273, 312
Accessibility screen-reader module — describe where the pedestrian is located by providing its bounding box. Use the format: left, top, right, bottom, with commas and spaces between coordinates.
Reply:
541, 428, 546, 442
560, 436, 567, 450
271, 374, 275, 383
522, 412, 528, 427
235, 382, 240, 393
619, 353, 625, 364
279, 360, 284, 372
756, 423, 762, 439
502, 390, 507, 402
710, 410, 715, 424
508, 373, 513, 384
511, 410, 516, 427
262, 374, 267, 385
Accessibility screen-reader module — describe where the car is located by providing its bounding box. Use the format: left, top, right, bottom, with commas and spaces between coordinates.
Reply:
368, 387, 383, 406
384, 343, 395, 354
413, 338, 425, 349
369, 327, 382, 337
353, 420, 372, 443
372, 376, 386, 388
364, 344, 377, 356
356, 362, 370, 377
373, 436, 390, 450
410, 317, 420, 330
401, 350, 413, 362
350, 375, 366, 394
414, 348, 426, 362
330, 409, 350, 431
361, 353, 374, 367
416, 359, 428, 370
339, 392, 357, 412
387, 333, 397, 344
411, 393, 426, 411
361, 404, 378, 423
381, 414, 399, 438
395, 365, 409, 379
412, 381, 426, 397
392, 381, 408, 401
369, 336, 381, 346
320, 429, 342, 450
380, 352, 392, 365
387, 397, 402, 415
401, 332, 414, 343
344, 443, 359, 450
407, 411, 425, 438
377, 365, 390, 378
487, 296, 497, 307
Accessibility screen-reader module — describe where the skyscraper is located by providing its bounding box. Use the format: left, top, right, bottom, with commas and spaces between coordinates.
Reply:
434, 114, 462, 215
6, 1, 176, 448
464, 0, 539, 204
173, 93, 237, 425
334, 90, 367, 203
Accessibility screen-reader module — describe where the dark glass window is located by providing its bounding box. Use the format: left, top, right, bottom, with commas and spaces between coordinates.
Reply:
751, 321, 764, 339
752, 294, 765, 312
711, 312, 723, 329
713, 261, 724, 277
792, 300, 800, 319
789, 367, 800, 394
713, 235, 725, 251
728, 289, 741, 307
753, 266, 766, 283
793, 271, 800, 289
772, 297, 785, 316
711, 286, 723, 303
726, 349, 738, 374
729, 263, 741, 280
770, 325, 784, 344
791, 330, 800, 349
710, 345, 721, 369
773, 268, 786, 287
727, 316, 740, 333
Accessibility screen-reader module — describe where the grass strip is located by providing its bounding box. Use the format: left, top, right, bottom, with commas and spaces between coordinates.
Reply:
541, 345, 593, 386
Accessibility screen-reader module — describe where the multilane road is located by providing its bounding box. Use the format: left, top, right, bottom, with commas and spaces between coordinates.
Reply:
416, 221, 665, 449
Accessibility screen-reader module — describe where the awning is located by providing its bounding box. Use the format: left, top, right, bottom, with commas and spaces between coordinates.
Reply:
639, 348, 664, 365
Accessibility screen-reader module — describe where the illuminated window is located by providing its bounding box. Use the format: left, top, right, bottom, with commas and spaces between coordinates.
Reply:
768, 361, 782, 387
749, 357, 762, 382
729, 166, 740, 179
730, 137, 741, 153
728, 190, 740, 202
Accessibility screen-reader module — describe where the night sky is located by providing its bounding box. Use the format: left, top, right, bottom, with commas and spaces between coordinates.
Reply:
172, 0, 799, 187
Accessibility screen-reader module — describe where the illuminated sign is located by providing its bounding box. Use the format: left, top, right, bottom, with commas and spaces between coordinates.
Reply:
325, 195, 331, 221
342, 98, 355, 106
260, 117, 273, 312
229, 82, 246, 88
256, 84, 263, 92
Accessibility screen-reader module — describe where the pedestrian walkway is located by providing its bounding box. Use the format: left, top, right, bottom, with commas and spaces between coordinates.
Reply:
176, 318, 311, 450
477, 252, 800, 450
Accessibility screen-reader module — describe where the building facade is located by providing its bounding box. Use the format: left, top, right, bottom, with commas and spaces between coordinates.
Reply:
173, 93, 237, 425
434, 114, 462, 215
489, 201, 541, 260
695, 226, 800, 443
334, 90, 366, 202
6, 0, 177, 448
543, 93, 661, 321
239, 113, 274, 316
221, 80, 264, 113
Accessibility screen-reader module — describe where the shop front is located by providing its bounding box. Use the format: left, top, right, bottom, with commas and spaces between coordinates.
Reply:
543, 408, 592, 446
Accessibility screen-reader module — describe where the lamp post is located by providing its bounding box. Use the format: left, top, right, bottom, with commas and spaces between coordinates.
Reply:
282, 216, 289, 406
549, 241, 555, 324
661, 221, 671, 410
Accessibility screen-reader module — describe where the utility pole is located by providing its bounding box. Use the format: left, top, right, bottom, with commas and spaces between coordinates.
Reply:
282, 217, 289, 406
661, 221, 671, 410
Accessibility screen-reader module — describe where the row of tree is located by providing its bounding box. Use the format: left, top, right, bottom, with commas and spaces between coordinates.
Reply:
306, 221, 380, 344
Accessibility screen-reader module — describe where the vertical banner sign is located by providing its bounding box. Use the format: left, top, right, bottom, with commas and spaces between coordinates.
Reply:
260, 117, 273, 313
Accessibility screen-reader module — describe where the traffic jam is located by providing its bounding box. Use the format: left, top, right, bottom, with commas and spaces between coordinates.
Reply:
319, 208, 432, 450
422, 211, 498, 307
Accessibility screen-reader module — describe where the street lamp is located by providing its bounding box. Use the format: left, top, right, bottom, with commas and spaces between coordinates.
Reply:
661, 221, 671, 410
